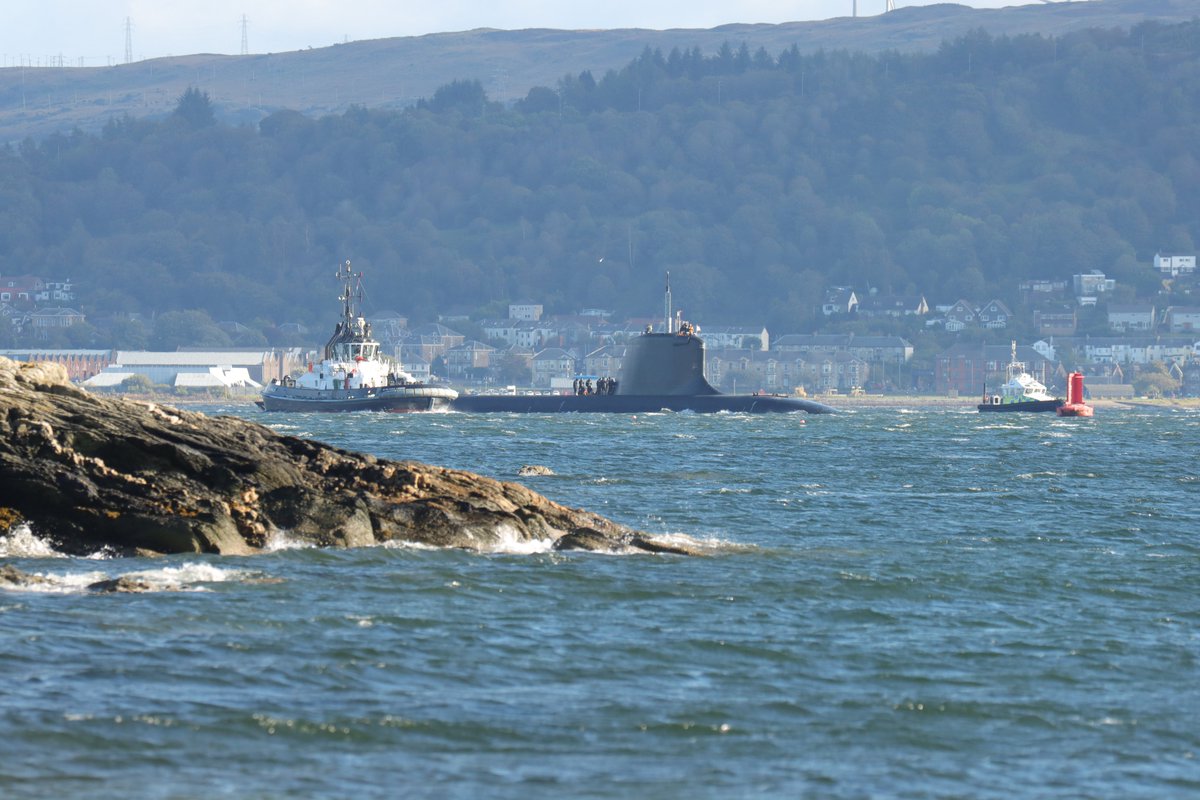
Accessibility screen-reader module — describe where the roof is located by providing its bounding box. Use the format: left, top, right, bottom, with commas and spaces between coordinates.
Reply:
702, 325, 767, 334
174, 373, 229, 388
81, 371, 137, 387
114, 351, 269, 366
176, 368, 261, 388
409, 323, 463, 337
31, 307, 84, 316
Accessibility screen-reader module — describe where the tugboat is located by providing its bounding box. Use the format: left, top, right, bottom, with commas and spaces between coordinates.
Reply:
977, 341, 1064, 413
259, 261, 457, 412
450, 274, 834, 414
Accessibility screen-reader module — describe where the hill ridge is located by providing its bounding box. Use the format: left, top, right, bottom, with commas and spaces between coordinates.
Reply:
1, 0, 1194, 142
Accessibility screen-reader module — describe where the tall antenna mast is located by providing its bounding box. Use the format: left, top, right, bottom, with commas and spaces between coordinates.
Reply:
124, 17, 133, 64
664, 272, 673, 334
240, 14, 249, 56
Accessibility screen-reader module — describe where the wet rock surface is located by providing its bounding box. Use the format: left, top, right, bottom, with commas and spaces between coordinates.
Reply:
0, 357, 695, 557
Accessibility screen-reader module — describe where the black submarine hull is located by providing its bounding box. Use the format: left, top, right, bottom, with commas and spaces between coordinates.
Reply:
450, 393, 835, 414
450, 332, 834, 414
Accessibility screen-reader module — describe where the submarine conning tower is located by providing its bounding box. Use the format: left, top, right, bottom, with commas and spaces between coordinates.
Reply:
617, 270, 720, 396
617, 332, 720, 397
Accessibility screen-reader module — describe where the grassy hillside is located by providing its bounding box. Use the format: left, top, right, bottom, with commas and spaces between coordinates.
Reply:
1, 0, 1194, 143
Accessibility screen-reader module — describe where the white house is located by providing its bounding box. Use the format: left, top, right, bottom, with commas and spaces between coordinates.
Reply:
700, 325, 769, 351
1107, 305, 1156, 333
509, 302, 543, 321
977, 300, 1013, 329
1163, 307, 1200, 333
1073, 270, 1116, 300
1154, 254, 1196, 277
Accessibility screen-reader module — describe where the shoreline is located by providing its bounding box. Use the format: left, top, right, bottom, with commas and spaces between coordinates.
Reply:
92, 391, 1200, 412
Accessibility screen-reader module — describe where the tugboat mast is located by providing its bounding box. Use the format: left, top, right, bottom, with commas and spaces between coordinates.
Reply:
338, 259, 363, 324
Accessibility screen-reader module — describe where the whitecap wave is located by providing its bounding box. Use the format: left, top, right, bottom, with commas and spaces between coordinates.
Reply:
0, 524, 64, 558
481, 524, 556, 554
638, 532, 754, 555
1, 561, 260, 594
123, 563, 252, 588
263, 529, 316, 551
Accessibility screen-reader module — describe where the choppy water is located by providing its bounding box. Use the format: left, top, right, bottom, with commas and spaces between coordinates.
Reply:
2, 406, 1198, 798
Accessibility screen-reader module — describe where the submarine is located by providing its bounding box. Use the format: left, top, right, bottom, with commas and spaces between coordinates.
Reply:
450, 276, 835, 415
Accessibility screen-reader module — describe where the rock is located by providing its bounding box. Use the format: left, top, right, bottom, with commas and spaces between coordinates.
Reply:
0, 357, 676, 556
86, 576, 155, 593
0, 564, 53, 589
517, 465, 555, 476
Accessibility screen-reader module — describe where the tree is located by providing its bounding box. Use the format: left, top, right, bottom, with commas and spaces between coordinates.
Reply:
420, 79, 490, 116
120, 374, 154, 394
173, 87, 216, 128
1133, 361, 1180, 398
516, 86, 560, 114
151, 310, 231, 351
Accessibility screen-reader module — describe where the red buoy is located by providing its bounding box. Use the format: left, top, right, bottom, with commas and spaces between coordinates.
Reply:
1057, 372, 1093, 417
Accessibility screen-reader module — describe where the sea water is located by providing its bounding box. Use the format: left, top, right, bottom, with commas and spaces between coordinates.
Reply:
2, 406, 1197, 798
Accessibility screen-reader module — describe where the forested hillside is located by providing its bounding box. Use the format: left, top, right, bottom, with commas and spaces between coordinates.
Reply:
2, 20, 1198, 343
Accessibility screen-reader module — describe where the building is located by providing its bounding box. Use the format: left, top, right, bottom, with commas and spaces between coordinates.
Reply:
532, 348, 575, 388
509, 302, 543, 321
83, 350, 275, 392
699, 325, 769, 351
1162, 307, 1200, 333
0, 276, 45, 305
941, 300, 978, 332
1073, 271, 1116, 302
396, 346, 433, 382
821, 287, 858, 316
0, 349, 113, 381
403, 323, 465, 363
855, 294, 929, 319
1181, 358, 1200, 397
582, 344, 625, 380
1154, 253, 1196, 277
1107, 305, 1156, 333
1034, 304, 1077, 336
444, 341, 495, 381
773, 334, 911, 365
29, 307, 86, 332
1018, 279, 1069, 304
976, 300, 1013, 330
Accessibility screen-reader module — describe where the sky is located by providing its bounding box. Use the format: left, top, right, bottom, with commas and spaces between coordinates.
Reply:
5, 1, 1028, 67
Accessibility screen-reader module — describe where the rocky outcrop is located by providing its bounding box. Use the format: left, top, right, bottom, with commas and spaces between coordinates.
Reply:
0, 357, 692, 556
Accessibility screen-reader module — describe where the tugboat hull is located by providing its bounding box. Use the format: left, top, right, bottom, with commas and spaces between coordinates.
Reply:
260, 386, 455, 412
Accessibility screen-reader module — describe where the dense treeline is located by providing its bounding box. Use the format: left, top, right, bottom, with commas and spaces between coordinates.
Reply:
1, 21, 1198, 345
